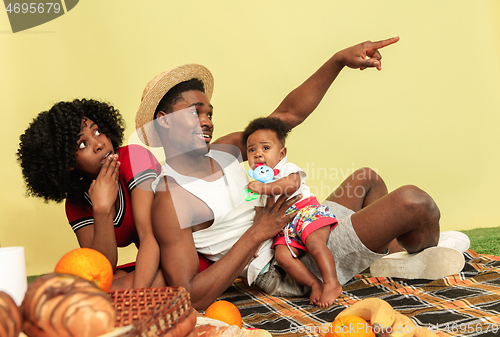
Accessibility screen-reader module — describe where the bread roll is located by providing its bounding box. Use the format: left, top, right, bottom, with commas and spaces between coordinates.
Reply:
0, 291, 22, 337
21, 273, 115, 337
194, 317, 271, 337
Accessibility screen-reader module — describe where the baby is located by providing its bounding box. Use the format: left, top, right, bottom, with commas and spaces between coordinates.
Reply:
242, 117, 342, 307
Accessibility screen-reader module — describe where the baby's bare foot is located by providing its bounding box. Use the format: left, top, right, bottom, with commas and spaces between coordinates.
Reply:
309, 282, 323, 305
316, 280, 342, 307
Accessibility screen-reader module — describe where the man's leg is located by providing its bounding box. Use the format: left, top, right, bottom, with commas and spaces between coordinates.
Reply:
255, 182, 443, 294
347, 185, 440, 254
257, 169, 462, 291
327, 166, 440, 253
323, 172, 467, 280
325, 167, 388, 212
349, 185, 469, 280
325, 167, 404, 253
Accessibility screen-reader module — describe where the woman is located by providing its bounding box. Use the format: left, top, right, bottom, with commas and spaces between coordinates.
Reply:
17, 98, 164, 289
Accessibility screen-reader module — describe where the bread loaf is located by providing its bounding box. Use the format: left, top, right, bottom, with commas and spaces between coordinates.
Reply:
0, 291, 22, 337
21, 273, 116, 337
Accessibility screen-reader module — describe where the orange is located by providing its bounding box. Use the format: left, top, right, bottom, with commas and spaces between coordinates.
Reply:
204, 300, 242, 328
54, 248, 113, 292
323, 315, 376, 337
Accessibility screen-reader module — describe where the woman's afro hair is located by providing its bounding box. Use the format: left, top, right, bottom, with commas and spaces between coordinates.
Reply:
17, 99, 125, 203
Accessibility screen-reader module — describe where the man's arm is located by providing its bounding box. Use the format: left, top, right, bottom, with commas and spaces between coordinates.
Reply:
130, 180, 160, 288
269, 37, 400, 128
214, 37, 400, 158
152, 177, 300, 310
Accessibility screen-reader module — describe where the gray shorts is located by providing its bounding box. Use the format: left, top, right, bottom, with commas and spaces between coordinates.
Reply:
254, 200, 387, 297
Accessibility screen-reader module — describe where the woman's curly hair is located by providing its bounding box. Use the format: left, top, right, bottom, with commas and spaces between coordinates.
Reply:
17, 99, 125, 203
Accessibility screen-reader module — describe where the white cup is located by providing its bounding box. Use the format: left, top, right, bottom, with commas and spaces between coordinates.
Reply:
0, 246, 28, 306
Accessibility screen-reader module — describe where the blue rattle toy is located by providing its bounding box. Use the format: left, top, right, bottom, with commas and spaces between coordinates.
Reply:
244, 163, 280, 201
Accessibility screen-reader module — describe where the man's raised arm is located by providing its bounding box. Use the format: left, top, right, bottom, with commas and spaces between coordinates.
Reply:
269, 37, 400, 128
151, 177, 300, 310
213, 37, 399, 159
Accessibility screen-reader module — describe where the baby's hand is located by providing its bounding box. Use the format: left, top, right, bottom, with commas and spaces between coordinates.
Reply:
247, 181, 264, 194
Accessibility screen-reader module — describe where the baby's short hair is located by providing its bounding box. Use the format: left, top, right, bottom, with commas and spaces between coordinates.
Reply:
241, 117, 291, 147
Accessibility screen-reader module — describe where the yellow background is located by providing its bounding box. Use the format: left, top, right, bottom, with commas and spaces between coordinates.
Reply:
1, 1, 499, 276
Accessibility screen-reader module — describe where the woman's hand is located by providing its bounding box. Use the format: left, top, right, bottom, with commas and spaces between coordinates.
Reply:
88, 154, 120, 215
76, 154, 120, 271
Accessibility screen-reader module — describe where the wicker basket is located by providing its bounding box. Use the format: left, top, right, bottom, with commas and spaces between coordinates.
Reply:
108, 287, 196, 337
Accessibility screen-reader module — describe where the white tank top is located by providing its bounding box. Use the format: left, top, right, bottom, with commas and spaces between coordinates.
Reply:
151, 150, 274, 285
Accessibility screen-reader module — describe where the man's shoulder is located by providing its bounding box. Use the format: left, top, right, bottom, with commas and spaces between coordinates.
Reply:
153, 174, 180, 193
153, 176, 204, 206
210, 145, 243, 163
153, 176, 212, 231
212, 132, 246, 160
152, 178, 192, 214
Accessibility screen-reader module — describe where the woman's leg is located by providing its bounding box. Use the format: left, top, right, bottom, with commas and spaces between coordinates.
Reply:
110, 268, 166, 290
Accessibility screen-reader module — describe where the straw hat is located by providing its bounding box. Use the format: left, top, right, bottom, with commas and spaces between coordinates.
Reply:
135, 64, 214, 147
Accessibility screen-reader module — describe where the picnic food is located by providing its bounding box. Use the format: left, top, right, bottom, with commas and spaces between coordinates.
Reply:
390, 313, 417, 337
109, 287, 197, 337
0, 291, 22, 337
325, 315, 375, 337
336, 297, 395, 331
54, 247, 113, 292
333, 298, 440, 337
194, 317, 271, 336
204, 300, 242, 328
21, 273, 116, 337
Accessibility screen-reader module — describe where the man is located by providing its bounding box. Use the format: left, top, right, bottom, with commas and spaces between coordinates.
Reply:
135, 37, 466, 310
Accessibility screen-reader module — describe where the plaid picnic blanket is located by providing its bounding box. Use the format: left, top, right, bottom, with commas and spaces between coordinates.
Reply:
216, 250, 500, 336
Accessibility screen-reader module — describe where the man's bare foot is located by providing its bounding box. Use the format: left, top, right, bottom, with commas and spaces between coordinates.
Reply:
309, 282, 323, 305
316, 280, 342, 307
